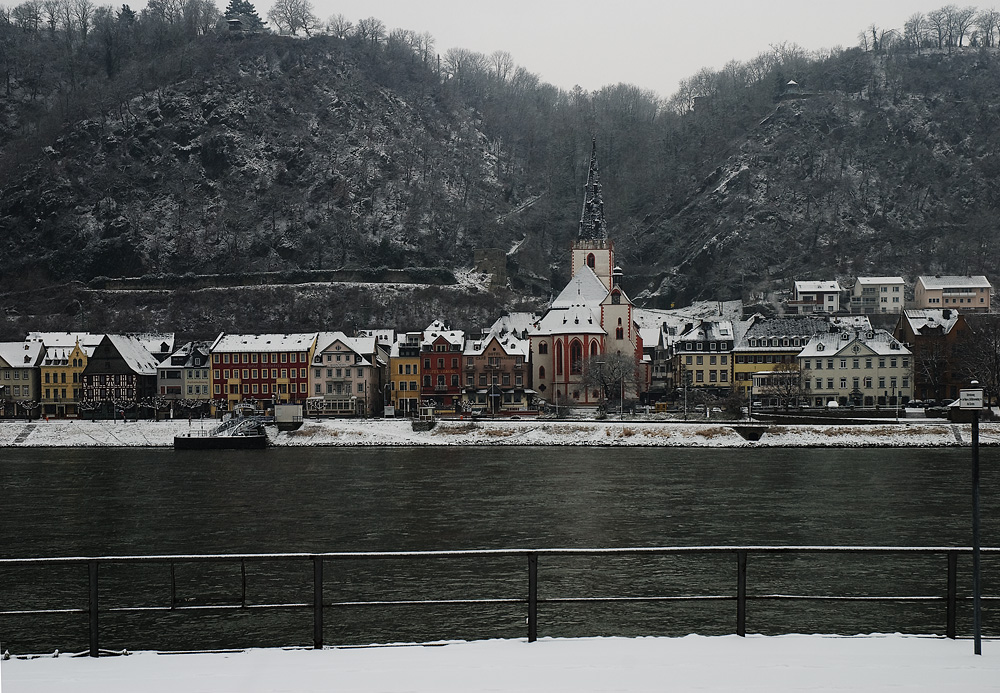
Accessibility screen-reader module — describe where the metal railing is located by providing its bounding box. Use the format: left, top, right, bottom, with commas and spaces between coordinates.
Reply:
1, 546, 996, 656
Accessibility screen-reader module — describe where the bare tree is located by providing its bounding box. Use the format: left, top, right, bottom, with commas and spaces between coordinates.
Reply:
324, 12, 350, 38
974, 8, 1000, 46
72, 0, 91, 42
581, 352, 640, 411
953, 5, 977, 46
758, 361, 805, 409
489, 49, 513, 84
903, 12, 927, 52
354, 16, 384, 46
927, 7, 949, 48
267, 0, 316, 35
956, 314, 1000, 404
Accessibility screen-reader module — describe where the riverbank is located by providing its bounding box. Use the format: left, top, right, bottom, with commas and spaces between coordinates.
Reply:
3, 635, 999, 693
0, 417, 995, 447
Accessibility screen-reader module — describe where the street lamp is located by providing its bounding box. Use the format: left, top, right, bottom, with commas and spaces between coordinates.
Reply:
960, 380, 984, 655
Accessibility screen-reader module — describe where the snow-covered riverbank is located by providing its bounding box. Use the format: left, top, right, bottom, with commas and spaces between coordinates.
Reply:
4, 634, 999, 693
0, 417, 993, 447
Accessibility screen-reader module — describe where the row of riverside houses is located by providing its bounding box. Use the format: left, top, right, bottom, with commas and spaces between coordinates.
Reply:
1, 142, 995, 419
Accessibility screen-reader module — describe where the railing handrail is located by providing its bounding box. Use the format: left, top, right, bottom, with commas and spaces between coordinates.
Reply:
3, 546, 996, 656
1, 545, 998, 564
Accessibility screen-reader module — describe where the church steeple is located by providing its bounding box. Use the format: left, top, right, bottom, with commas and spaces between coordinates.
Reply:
577, 137, 607, 243
571, 137, 615, 290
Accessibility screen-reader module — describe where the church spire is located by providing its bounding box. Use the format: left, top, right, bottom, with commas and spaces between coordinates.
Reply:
577, 137, 607, 244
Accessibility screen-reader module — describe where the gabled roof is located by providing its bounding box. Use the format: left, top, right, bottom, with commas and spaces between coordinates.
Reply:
795, 280, 842, 293
551, 265, 609, 309
464, 333, 529, 358
902, 309, 962, 336
0, 341, 45, 369
677, 320, 734, 343
315, 332, 376, 367
856, 276, 905, 285
917, 275, 991, 289
531, 304, 605, 337
211, 333, 318, 352
103, 335, 160, 375
799, 329, 910, 358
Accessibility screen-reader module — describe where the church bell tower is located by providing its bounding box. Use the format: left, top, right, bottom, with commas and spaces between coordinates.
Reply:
570, 138, 615, 291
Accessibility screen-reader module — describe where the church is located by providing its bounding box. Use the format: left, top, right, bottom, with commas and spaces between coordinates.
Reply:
528, 140, 644, 408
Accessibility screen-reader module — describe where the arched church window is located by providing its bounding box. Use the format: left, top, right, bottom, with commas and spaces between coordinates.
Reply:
538, 342, 548, 355
587, 253, 596, 268
556, 341, 563, 375
570, 340, 583, 374
590, 341, 599, 357
539, 366, 545, 379
616, 318, 624, 340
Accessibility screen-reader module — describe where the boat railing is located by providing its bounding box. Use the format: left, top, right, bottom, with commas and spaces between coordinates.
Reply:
1, 545, 996, 656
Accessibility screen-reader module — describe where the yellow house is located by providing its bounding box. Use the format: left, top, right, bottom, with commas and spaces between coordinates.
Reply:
30, 333, 102, 418
389, 332, 421, 416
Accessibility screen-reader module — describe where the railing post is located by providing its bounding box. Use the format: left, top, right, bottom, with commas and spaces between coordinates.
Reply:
736, 550, 747, 637
527, 553, 538, 643
240, 559, 247, 609
313, 556, 324, 649
88, 560, 99, 657
947, 551, 958, 640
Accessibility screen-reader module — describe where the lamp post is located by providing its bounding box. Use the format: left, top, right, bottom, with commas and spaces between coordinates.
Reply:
960, 381, 984, 655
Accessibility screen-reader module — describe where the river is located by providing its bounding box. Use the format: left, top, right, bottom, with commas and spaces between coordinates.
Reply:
1, 446, 998, 651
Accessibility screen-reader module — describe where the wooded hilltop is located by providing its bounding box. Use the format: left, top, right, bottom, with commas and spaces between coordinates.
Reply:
2, 3, 1000, 338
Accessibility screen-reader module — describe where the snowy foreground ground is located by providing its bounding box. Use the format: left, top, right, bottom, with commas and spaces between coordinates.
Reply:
0, 416, 995, 447
4, 635, 1000, 692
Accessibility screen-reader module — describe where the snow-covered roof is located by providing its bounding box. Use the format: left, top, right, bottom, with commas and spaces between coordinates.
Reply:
530, 304, 605, 337
830, 315, 872, 331
551, 266, 609, 309
0, 341, 44, 369
161, 341, 212, 368
488, 312, 541, 339
211, 333, 318, 353
917, 275, 991, 289
314, 332, 376, 366
27, 331, 103, 349
677, 320, 734, 344
638, 327, 660, 351
902, 309, 962, 336
855, 276, 905, 285
104, 335, 160, 375
735, 315, 832, 350
795, 280, 842, 293
798, 329, 910, 359
463, 334, 529, 358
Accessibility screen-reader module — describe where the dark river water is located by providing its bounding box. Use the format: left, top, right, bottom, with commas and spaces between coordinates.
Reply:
1, 446, 998, 652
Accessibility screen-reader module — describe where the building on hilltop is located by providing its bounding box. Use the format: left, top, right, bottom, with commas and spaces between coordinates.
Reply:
850, 277, 905, 314
914, 275, 991, 313
528, 139, 646, 409
788, 281, 843, 314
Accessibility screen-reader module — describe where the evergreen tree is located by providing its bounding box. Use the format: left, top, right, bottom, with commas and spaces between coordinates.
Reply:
223, 0, 263, 29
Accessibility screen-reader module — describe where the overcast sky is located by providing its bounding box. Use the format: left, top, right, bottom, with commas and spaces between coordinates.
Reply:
253, 0, 965, 98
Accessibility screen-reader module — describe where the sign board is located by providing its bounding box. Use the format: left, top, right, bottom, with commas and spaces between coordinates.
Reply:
959, 389, 984, 410
383, 406, 395, 418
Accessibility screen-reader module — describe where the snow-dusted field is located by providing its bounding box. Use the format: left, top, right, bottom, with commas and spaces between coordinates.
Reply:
0, 417, 990, 448
3, 635, 999, 692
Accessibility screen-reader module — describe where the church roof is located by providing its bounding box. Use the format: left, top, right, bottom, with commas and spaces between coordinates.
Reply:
551, 265, 609, 309
531, 304, 605, 337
